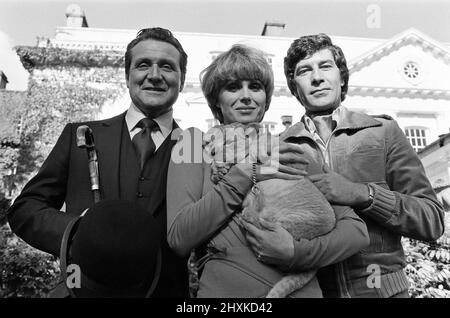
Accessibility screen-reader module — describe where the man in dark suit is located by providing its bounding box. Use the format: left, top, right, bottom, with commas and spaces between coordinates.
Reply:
8, 27, 189, 297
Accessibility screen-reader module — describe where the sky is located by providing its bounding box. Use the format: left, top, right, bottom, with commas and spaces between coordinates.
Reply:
0, 0, 449, 90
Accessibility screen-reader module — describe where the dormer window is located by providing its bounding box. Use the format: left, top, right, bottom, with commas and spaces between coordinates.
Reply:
404, 127, 427, 152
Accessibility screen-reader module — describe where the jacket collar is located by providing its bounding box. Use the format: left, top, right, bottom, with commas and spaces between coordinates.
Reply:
100, 111, 126, 128
280, 121, 314, 141
334, 106, 382, 131
281, 106, 382, 141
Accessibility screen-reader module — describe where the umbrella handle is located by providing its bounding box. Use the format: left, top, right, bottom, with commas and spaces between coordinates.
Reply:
76, 125, 101, 203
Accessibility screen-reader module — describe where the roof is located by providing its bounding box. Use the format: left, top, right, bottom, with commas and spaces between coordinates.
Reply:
418, 132, 450, 157
348, 28, 450, 73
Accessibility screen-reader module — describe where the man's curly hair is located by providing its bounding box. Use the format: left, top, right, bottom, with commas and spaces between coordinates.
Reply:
284, 33, 349, 102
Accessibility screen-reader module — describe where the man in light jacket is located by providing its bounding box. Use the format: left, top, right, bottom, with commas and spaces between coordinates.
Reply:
244, 33, 445, 298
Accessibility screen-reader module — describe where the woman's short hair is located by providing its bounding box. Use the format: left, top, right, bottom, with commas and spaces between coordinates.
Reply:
200, 44, 274, 124
284, 33, 349, 102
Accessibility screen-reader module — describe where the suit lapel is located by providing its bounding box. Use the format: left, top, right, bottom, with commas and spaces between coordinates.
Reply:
94, 112, 126, 200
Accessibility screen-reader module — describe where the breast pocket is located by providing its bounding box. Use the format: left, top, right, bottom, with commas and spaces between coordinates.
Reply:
344, 146, 385, 182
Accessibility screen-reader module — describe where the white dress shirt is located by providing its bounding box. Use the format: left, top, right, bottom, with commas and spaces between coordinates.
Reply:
125, 103, 174, 151
303, 106, 344, 166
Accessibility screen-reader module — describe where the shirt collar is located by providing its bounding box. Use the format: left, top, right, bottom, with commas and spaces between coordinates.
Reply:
125, 103, 173, 138
303, 105, 344, 135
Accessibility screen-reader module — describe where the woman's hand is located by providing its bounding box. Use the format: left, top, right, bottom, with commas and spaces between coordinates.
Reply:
238, 217, 295, 267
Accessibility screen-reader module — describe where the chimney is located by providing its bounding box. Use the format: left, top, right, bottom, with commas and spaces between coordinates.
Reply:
261, 21, 286, 37
0, 71, 8, 90
65, 4, 89, 28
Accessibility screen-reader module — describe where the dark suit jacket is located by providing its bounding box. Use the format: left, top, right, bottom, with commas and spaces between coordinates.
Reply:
8, 112, 187, 297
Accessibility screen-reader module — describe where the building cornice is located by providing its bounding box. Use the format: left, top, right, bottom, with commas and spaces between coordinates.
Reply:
348, 85, 450, 100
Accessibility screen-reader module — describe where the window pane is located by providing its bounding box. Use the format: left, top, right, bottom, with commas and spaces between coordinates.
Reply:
417, 139, 422, 146
412, 139, 416, 146
405, 130, 409, 136
410, 129, 415, 137
421, 130, 425, 137
416, 129, 420, 137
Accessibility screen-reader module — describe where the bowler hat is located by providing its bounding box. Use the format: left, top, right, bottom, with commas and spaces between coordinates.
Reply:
60, 199, 161, 298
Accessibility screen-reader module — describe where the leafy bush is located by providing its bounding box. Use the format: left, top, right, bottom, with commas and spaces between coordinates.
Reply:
15, 46, 124, 71
0, 197, 10, 226
1, 224, 60, 298
403, 211, 450, 298
0, 197, 60, 298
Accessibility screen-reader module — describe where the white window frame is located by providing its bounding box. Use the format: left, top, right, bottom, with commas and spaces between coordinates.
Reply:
404, 126, 428, 152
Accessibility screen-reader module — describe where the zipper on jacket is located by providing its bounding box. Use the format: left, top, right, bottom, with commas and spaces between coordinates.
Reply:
327, 131, 351, 298
294, 129, 352, 297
